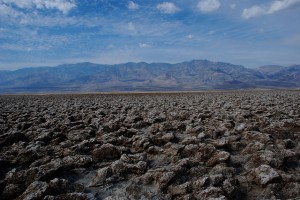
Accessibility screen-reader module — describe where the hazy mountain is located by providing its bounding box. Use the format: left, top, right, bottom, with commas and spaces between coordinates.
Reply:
257, 65, 285, 75
0, 60, 299, 93
267, 65, 300, 82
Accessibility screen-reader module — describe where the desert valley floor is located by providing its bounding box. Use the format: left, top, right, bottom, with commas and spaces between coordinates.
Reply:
0, 90, 299, 199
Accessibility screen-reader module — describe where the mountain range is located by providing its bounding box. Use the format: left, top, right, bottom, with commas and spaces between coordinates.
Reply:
0, 60, 299, 93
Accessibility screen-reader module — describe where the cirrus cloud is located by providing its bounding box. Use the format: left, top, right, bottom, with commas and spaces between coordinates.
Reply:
156, 2, 180, 14
0, 3, 20, 18
0, 0, 76, 14
242, 0, 300, 19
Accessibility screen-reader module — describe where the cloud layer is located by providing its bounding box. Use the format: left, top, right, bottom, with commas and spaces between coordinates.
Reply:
0, 0, 300, 69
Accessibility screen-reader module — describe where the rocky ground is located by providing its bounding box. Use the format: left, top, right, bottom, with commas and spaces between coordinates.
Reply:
0, 90, 299, 200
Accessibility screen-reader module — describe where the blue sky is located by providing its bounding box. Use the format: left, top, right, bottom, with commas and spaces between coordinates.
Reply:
0, 0, 300, 70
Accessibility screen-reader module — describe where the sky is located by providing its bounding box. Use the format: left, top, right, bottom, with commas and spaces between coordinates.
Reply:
0, 0, 300, 70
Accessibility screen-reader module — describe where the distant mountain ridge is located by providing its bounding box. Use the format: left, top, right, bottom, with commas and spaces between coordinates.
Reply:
0, 60, 299, 93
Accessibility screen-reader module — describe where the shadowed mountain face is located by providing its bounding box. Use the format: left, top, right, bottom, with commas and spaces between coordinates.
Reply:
0, 60, 299, 93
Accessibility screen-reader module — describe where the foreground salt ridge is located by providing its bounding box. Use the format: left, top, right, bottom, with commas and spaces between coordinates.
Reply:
0, 91, 299, 199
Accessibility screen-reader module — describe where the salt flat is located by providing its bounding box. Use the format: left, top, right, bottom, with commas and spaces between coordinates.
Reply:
0, 90, 299, 199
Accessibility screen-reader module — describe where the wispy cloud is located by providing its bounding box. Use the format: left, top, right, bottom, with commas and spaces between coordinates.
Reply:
19, 15, 80, 27
208, 30, 215, 35
1, 1, 300, 69
186, 35, 194, 39
0, 28, 72, 52
197, 0, 221, 13
0, 3, 20, 18
128, 1, 139, 10
139, 43, 151, 48
230, 4, 236, 9
0, 0, 79, 27
156, 2, 180, 14
0, 0, 76, 14
128, 22, 135, 31
242, 6, 266, 19
242, 0, 300, 19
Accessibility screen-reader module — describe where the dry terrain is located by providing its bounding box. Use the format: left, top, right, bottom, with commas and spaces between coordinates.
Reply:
0, 90, 299, 199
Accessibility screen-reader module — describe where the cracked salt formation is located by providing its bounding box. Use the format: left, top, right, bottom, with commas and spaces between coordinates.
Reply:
0, 90, 299, 199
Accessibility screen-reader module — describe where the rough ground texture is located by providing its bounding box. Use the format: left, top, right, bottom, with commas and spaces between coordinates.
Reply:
0, 90, 299, 200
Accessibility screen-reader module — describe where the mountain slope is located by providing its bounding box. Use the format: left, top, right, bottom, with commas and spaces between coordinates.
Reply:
267, 65, 300, 82
257, 65, 285, 75
0, 60, 299, 93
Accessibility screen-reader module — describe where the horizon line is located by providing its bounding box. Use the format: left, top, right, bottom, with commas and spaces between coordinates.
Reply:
1, 59, 296, 72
